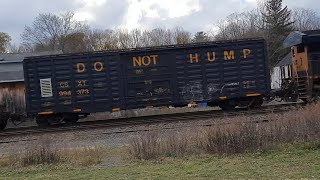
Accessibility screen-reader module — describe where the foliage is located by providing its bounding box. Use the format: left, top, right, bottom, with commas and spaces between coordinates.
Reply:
262, 0, 294, 34
0, 32, 11, 53
214, 1, 320, 68
262, 0, 294, 67
193, 31, 210, 43
292, 8, 320, 31
18, 5, 320, 68
215, 10, 265, 41
21, 12, 89, 53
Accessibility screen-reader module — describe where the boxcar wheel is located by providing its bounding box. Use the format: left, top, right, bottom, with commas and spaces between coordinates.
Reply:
0, 113, 9, 130
64, 114, 79, 124
248, 97, 263, 109
219, 101, 236, 111
0, 119, 7, 130
36, 115, 50, 127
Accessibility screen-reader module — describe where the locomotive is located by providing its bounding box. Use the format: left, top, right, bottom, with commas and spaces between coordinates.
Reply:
273, 30, 320, 102
0, 30, 319, 129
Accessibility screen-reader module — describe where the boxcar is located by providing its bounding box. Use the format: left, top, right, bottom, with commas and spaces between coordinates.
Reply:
23, 38, 270, 126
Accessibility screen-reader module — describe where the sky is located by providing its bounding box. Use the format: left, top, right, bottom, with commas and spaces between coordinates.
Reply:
0, 0, 318, 45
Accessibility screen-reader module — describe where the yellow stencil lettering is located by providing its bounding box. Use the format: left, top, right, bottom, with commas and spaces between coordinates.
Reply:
189, 53, 199, 63
133, 56, 142, 67
243, 49, 251, 59
150, 55, 158, 65
77, 63, 86, 73
94, 62, 104, 72
207, 52, 216, 62
224, 50, 235, 60
142, 56, 151, 66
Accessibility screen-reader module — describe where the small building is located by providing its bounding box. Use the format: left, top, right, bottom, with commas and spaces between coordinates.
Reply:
0, 51, 61, 113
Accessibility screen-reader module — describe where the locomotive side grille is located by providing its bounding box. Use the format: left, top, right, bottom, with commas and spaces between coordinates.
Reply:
40, 78, 53, 97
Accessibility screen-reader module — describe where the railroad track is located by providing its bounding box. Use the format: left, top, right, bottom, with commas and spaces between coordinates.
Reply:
0, 103, 303, 139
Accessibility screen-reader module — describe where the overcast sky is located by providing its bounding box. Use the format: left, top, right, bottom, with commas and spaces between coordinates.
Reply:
0, 0, 318, 45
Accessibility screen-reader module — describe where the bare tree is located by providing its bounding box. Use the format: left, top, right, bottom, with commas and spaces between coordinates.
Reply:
141, 28, 174, 46
85, 29, 118, 51
0, 32, 11, 53
114, 29, 146, 49
172, 27, 192, 44
63, 32, 88, 53
292, 8, 320, 31
130, 29, 143, 48
214, 10, 264, 41
21, 12, 89, 53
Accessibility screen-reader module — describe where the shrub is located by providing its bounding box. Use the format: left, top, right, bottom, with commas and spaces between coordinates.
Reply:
127, 103, 320, 159
200, 103, 320, 155
26, 138, 61, 166
1, 138, 105, 168
22, 144, 61, 166
127, 132, 160, 160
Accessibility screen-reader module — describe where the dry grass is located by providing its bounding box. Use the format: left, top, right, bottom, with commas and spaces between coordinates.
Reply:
21, 143, 61, 166
127, 132, 190, 160
128, 132, 159, 160
62, 147, 104, 166
0, 138, 104, 168
127, 103, 320, 160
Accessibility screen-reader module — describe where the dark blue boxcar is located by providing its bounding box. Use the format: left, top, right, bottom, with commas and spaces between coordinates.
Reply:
23, 38, 270, 120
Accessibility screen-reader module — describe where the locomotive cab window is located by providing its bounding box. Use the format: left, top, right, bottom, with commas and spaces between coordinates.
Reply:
291, 48, 295, 58
297, 45, 305, 53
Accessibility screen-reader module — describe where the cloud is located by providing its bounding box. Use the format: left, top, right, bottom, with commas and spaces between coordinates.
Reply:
284, 0, 320, 11
74, 0, 130, 29
0, 0, 318, 45
127, 0, 258, 32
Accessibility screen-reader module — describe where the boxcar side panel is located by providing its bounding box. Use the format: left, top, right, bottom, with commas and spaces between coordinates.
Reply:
119, 39, 269, 109
175, 40, 269, 103
24, 53, 121, 115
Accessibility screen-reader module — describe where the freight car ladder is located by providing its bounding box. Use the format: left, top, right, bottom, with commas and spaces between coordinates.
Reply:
295, 70, 310, 101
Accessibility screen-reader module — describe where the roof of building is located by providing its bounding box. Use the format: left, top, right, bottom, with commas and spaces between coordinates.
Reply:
283, 30, 320, 48
0, 51, 61, 63
276, 53, 292, 67
0, 51, 62, 83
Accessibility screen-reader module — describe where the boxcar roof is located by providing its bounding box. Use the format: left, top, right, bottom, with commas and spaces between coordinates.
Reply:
24, 38, 265, 60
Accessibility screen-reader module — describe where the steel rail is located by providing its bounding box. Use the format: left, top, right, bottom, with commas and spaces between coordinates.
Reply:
0, 103, 302, 138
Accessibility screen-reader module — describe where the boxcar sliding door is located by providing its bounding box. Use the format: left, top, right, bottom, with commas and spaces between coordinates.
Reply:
120, 51, 175, 109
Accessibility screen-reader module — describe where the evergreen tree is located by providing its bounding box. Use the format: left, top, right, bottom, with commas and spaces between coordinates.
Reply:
262, 0, 294, 67
0, 32, 11, 53
192, 32, 209, 43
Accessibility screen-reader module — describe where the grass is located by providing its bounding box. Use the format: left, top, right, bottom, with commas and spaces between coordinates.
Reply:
1, 103, 320, 179
127, 103, 320, 160
0, 144, 319, 179
0, 138, 105, 168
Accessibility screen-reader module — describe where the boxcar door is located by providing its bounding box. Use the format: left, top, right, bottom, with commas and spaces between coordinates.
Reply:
120, 52, 174, 109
